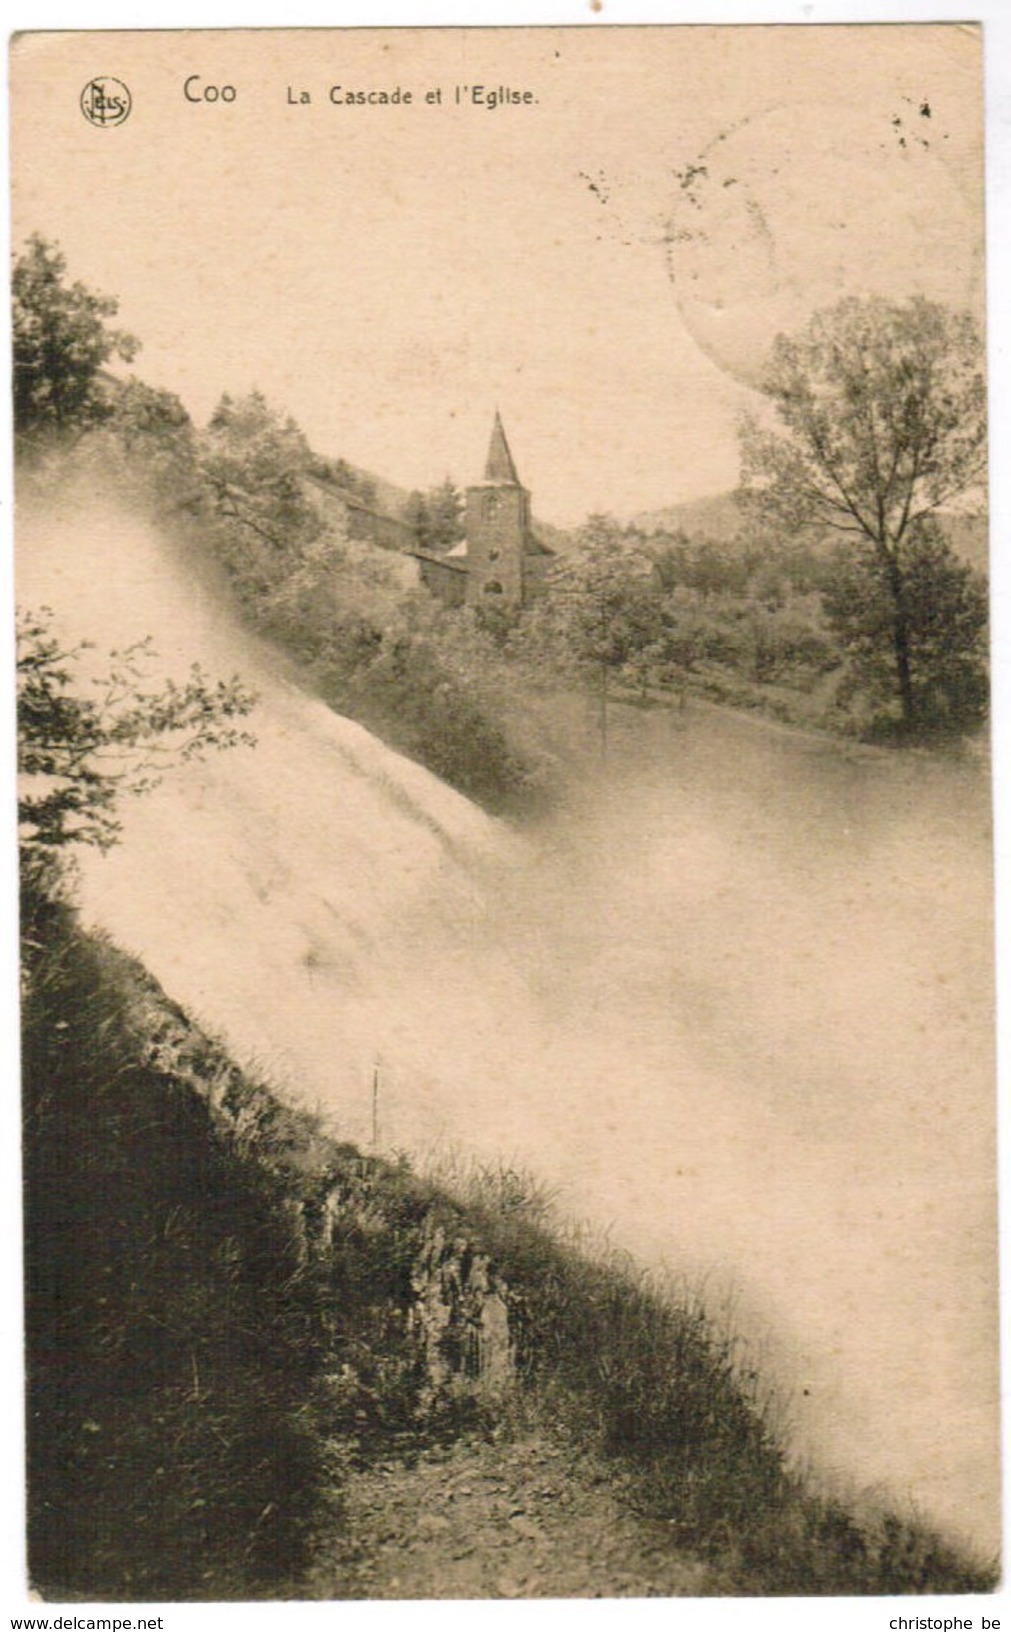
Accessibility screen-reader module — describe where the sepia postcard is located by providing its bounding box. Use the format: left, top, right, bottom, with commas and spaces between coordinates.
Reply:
7, 18, 1004, 1615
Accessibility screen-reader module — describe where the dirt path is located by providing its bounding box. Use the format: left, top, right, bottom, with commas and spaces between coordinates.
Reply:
309, 1429, 716, 1599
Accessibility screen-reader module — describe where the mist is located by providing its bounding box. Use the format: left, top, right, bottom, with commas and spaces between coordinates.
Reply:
18, 490, 999, 1554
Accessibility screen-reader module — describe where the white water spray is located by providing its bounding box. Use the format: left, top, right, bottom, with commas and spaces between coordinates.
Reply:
18, 487, 999, 1554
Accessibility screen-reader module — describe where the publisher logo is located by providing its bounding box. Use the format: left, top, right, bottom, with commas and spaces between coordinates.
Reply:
80, 78, 132, 127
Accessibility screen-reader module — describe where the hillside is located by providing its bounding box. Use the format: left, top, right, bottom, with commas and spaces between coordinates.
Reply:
23, 895, 995, 1599
332, 457, 414, 520
633, 489, 990, 566
633, 490, 749, 542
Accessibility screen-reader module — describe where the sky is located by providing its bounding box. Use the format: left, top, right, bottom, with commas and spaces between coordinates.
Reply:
9, 23, 985, 526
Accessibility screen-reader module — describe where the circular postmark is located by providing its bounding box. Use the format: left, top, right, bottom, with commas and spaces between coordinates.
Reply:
80, 77, 132, 128
664, 101, 982, 390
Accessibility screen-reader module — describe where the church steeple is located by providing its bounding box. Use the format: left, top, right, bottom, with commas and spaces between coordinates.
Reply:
484, 410, 521, 485
465, 411, 530, 607
410, 412, 553, 611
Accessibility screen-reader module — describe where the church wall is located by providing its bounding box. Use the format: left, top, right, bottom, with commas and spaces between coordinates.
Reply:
300, 419, 550, 614
302, 475, 415, 554
417, 555, 468, 608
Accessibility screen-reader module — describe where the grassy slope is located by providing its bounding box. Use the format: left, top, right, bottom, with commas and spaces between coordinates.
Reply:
21, 890, 997, 1599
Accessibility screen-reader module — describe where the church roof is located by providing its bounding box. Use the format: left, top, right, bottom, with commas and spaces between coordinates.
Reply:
407, 547, 469, 574
485, 411, 521, 485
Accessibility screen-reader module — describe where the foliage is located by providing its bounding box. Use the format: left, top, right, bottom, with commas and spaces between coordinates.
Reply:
822, 519, 989, 736
546, 516, 662, 669
17, 606, 256, 900
159, 395, 549, 812
404, 477, 465, 552
22, 909, 339, 1599
646, 527, 830, 603
314, 455, 378, 506
338, 612, 541, 810
740, 296, 987, 732
13, 234, 139, 437
517, 516, 837, 726
403, 490, 433, 547
109, 377, 194, 457
526, 516, 663, 736
199, 390, 325, 554
429, 476, 466, 546
648, 528, 755, 599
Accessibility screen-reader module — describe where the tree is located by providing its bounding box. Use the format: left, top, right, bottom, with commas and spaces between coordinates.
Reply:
739, 296, 987, 732
821, 518, 988, 733
427, 478, 465, 550
404, 479, 465, 553
647, 528, 752, 599
199, 391, 323, 556
403, 489, 434, 550
109, 377, 192, 449
90, 378, 199, 502
13, 235, 139, 437
18, 607, 256, 905
541, 516, 663, 747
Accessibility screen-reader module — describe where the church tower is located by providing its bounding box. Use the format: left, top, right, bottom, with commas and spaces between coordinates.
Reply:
464, 412, 531, 607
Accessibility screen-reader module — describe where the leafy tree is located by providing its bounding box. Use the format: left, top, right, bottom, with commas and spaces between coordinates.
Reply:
427, 477, 465, 550
97, 378, 199, 499
739, 296, 987, 732
403, 489, 434, 550
109, 377, 192, 449
404, 479, 465, 552
18, 607, 256, 904
199, 391, 323, 555
822, 519, 988, 734
541, 516, 663, 745
647, 529, 752, 599
13, 235, 139, 437
317, 456, 371, 503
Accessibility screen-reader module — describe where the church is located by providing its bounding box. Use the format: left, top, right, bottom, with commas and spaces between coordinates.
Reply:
409, 413, 554, 609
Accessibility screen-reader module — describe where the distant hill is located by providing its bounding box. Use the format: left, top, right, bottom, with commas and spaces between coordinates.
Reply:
633, 490, 989, 568
632, 492, 748, 543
